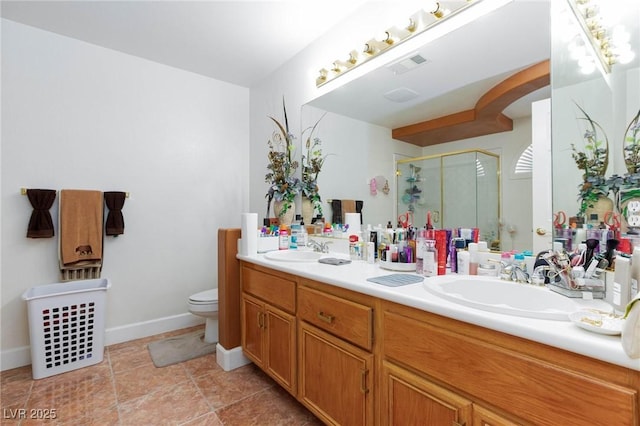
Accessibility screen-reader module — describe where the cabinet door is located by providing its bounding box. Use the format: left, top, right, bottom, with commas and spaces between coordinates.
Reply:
299, 322, 373, 426
265, 305, 296, 394
382, 361, 472, 426
473, 405, 522, 426
241, 294, 264, 365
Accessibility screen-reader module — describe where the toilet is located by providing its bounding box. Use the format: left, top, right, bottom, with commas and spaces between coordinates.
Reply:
188, 288, 219, 343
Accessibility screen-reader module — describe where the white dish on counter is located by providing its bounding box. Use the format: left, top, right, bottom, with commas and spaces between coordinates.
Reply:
569, 310, 625, 336
379, 261, 417, 272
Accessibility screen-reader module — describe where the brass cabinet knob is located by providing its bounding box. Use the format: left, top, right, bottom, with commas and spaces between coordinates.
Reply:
536, 228, 547, 236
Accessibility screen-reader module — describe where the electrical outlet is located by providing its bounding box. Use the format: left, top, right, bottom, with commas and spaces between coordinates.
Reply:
628, 200, 640, 213
628, 214, 640, 227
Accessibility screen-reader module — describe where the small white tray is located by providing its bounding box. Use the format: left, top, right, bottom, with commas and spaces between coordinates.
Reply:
569, 310, 624, 336
379, 262, 417, 272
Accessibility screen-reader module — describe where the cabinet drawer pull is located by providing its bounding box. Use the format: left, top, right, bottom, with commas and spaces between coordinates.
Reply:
360, 368, 369, 394
452, 422, 465, 426
317, 311, 335, 324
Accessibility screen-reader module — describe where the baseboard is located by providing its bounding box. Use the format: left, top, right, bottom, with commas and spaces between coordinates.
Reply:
104, 313, 204, 346
0, 346, 32, 372
216, 344, 251, 371
0, 313, 204, 372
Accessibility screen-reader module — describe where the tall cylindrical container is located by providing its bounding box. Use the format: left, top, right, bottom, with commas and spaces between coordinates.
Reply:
423, 240, 437, 277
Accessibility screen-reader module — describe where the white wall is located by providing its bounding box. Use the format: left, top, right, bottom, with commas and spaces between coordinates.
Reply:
1, 20, 249, 369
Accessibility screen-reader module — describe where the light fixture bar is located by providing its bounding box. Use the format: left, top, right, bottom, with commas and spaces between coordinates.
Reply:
315, 0, 514, 88
566, 0, 612, 74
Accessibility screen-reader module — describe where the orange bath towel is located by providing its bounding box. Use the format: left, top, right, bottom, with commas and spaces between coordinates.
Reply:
59, 190, 103, 266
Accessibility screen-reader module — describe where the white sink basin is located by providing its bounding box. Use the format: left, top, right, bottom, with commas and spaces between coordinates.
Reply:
423, 276, 609, 321
264, 250, 323, 262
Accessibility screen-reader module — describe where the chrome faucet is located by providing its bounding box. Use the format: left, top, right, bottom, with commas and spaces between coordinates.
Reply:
510, 264, 530, 283
492, 259, 530, 284
307, 239, 330, 253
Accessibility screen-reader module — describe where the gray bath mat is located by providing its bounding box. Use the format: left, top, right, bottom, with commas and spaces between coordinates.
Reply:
148, 330, 216, 368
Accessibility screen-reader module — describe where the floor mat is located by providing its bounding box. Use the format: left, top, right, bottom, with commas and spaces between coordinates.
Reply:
147, 330, 216, 368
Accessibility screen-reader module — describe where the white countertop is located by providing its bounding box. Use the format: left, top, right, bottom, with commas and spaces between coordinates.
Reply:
237, 251, 640, 371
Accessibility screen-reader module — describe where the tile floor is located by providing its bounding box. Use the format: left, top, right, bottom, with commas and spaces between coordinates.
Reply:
1, 326, 323, 425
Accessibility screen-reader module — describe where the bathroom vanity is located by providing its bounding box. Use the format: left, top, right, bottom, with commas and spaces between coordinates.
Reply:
238, 254, 640, 425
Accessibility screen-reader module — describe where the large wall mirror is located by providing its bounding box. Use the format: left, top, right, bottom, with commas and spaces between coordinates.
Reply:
396, 150, 500, 247
551, 1, 639, 240
303, 0, 550, 251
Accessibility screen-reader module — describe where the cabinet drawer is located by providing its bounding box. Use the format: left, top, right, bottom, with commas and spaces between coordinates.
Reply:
242, 265, 296, 314
383, 310, 638, 426
298, 286, 373, 350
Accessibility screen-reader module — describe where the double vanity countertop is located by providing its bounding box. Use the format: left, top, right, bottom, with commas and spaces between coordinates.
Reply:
237, 251, 640, 372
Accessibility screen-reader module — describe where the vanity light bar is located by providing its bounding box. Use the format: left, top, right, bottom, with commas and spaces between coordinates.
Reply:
316, 1, 478, 87
567, 0, 634, 74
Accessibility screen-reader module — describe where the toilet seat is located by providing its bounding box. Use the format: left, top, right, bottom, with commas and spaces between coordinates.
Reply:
189, 289, 218, 306
187, 288, 219, 344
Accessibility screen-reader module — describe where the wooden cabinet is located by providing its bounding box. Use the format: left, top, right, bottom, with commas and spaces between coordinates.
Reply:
298, 322, 373, 425
297, 284, 375, 425
381, 303, 639, 426
240, 264, 296, 394
382, 361, 472, 426
239, 261, 640, 426
382, 360, 521, 426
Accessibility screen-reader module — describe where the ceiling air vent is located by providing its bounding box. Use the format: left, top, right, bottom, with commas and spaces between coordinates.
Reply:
383, 87, 420, 103
386, 53, 429, 75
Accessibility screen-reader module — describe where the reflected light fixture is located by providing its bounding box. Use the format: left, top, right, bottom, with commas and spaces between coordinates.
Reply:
315, 0, 510, 87
567, 0, 635, 74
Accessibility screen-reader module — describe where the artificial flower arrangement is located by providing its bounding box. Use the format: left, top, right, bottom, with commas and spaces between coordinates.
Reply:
571, 104, 610, 217
623, 108, 640, 174
300, 112, 329, 218
265, 99, 300, 219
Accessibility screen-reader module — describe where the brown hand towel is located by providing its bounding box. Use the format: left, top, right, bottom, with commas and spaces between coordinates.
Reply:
104, 191, 126, 236
341, 200, 356, 223
60, 190, 103, 266
26, 189, 57, 238
330, 199, 363, 224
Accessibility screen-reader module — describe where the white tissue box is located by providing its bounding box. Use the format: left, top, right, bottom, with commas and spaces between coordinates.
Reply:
258, 236, 279, 253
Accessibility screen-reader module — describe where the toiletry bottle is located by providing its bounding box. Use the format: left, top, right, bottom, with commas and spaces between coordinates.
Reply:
457, 249, 470, 275
468, 243, 479, 275
415, 231, 426, 275
290, 224, 301, 249
278, 225, 289, 250
357, 232, 365, 261
449, 238, 463, 273
423, 240, 437, 277
477, 241, 489, 266
367, 242, 375, 264
390, 244, 399, 262
298, 224, 307, 249
435, 230, 447, 275
349, 234, 359, 260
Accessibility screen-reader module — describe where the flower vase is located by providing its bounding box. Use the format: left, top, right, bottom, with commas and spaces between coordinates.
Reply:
274, 200, 295, 226
301, 197, 314, 225
584, 195, 614, 225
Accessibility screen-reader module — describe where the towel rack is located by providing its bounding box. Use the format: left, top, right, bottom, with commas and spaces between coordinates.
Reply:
21, 188, 130, 198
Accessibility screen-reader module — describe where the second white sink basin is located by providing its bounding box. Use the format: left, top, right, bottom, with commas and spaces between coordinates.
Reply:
264, 250, 323, 262
423, 275, 609, 321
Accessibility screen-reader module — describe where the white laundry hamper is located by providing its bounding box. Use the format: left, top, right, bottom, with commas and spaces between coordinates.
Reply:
22, 278, 111, 379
